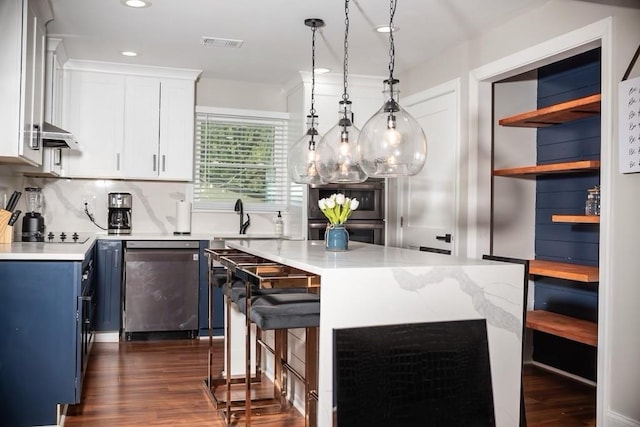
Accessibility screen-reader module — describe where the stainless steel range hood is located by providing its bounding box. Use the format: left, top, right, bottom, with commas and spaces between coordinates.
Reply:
41, 122, 79, 151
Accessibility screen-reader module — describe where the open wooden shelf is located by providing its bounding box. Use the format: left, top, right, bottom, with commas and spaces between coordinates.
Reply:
499, 94, 601, 128
552, 214, 600, 224
529, 259, 599, 282
526, 310, 597, 347
493, 160, 600, 177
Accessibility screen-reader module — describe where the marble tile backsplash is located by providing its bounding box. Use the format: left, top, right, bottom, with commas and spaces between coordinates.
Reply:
5, 177, 287, 237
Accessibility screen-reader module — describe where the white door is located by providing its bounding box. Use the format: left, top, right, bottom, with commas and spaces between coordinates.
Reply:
399, 82, 459, 253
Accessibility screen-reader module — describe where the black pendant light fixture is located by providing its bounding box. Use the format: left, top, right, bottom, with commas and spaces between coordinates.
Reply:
357, 0, 427, 177
288, 18, 326, 185
315, 0, 367, 184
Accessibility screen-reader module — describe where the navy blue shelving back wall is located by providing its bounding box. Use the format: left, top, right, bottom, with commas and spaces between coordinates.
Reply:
533, 48, 600, 381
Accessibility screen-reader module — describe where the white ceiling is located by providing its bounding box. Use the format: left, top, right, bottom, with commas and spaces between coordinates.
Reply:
46, 0, 549, 84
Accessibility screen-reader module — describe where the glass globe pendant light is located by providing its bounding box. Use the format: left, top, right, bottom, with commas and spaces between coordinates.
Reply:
288, 18, 326, 185
315, 0, 367, 184
357, 0, 427, 177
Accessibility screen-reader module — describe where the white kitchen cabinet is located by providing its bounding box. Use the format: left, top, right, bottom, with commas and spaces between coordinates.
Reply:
122, 77, 195, 181
61, 62, 200, 181
0, 0, 47, 166
62, 71, 126, 178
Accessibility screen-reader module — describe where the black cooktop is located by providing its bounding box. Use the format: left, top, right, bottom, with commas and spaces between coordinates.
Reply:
42, 232, 91, 244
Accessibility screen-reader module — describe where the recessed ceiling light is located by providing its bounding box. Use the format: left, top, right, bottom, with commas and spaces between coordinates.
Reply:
315, 68, 331, 74
121, 51, 138, 57
121, 0, 152, 8
375, 25, 398, 33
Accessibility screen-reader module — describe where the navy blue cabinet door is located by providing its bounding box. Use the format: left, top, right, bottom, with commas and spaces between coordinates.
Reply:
0, 261, 80, 426
199, 240, 224, 336
96, 240, 123, 331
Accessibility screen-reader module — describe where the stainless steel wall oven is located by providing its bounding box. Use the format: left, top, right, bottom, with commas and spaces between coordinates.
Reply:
308, 179, 385, 245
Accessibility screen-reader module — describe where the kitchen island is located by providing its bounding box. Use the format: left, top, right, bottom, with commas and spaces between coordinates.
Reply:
224, 239, 526, 426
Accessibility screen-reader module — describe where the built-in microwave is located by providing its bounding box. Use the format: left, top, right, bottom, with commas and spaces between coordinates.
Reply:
307, 179, 385, 221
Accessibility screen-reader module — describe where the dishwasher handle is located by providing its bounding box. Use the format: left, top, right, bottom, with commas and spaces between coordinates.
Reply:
125, 240, 199, 249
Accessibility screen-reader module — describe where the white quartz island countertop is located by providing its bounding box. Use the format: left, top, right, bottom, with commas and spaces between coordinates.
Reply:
224, 239, 526, 427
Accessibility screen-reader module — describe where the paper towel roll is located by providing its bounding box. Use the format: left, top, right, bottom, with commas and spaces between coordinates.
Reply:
175, 200, 191, 234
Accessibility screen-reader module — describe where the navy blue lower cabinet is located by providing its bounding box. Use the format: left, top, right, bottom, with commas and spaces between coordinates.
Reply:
95, 240, 123, 331
0, 255, 93, 427
199, 240, 224, 336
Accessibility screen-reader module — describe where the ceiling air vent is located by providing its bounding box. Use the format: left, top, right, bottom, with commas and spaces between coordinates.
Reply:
201, 36, 244, 48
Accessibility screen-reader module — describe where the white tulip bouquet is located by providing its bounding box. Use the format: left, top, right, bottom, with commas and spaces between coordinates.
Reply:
318, 193, 359, 225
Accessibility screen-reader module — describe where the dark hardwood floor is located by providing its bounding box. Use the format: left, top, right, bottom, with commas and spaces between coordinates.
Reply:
64, 339, 596, 426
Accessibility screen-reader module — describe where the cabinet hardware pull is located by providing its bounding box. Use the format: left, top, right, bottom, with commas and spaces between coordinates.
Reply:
30, 124, 41, 150
162, 155, 166, 172
116, 153, 121, 170
54, 148, 62, 166
435, 233, 452, 243
153, 154, 157, 171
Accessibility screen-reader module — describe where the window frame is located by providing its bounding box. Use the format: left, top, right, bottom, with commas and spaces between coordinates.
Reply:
193, 106, 291, 213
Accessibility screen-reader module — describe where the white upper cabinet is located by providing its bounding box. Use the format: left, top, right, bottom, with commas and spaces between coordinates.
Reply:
122, 77, 195, 180
0, 0, 47, 166
122, 76, 161, 179
157, 78, 195, 181
62, 71, 126, 178
61, 62, 200, 181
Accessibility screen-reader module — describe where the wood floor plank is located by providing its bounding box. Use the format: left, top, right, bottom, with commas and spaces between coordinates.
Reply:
64, 340, 595, 426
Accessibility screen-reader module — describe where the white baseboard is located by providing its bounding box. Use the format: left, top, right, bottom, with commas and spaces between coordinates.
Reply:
93, 332, 223, 343
606, 411, 640, 427
526, 361, 597, 387
93, 331, 119, 342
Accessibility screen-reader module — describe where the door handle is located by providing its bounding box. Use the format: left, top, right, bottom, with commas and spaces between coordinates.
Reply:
436, 233, 452, 243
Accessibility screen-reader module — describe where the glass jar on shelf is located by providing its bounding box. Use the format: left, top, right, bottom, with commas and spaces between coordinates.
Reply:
585, 185, 600, 216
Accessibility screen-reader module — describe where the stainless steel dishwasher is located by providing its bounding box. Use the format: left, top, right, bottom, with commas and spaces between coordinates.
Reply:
123, 240, 199, 340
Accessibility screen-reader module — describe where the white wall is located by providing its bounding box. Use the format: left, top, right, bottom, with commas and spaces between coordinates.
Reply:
196, 76, 286, 111
398, 1, 640, 424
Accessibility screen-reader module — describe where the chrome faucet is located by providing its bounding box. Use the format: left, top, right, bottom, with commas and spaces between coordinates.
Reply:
234, 198, 250, 234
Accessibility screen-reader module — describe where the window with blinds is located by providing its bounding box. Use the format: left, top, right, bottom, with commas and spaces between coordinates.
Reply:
194, 107, 290, 211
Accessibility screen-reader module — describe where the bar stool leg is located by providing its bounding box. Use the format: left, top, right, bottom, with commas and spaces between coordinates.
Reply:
245, 288, 253, 426
306, 327, 319, 427
274, 329, 288, 408
225, 292, 234, 424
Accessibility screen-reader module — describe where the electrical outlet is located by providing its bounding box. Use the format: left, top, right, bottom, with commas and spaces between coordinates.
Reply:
82, 195, 96, 212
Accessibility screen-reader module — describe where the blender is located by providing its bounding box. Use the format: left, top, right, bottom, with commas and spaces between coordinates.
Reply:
21, 187, 45, 242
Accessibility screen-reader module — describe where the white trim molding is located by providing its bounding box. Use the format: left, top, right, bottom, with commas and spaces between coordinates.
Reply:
467, 17, 613, 427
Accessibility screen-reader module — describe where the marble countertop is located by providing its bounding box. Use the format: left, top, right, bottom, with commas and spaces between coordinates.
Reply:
0, 232, 286, 261
224, 239, 490, 275
0, 238, 98, 261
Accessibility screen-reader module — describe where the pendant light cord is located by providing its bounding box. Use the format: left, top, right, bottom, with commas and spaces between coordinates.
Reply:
311, 24, 317, 118
310, 22, 318, 146
388, 0, 397, 81
342, 0, 350, 104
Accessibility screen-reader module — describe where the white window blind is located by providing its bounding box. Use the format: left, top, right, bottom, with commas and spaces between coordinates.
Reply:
194, 107, 291, 212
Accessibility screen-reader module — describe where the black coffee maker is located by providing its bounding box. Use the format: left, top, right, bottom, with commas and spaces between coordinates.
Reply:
22, 187, 45, 242
108, 192, 132, 235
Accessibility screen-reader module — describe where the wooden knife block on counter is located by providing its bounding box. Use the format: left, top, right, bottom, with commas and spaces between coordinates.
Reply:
0, 209, 14, 243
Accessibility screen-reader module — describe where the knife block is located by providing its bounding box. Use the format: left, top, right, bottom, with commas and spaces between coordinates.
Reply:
0, 209, 14, 243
